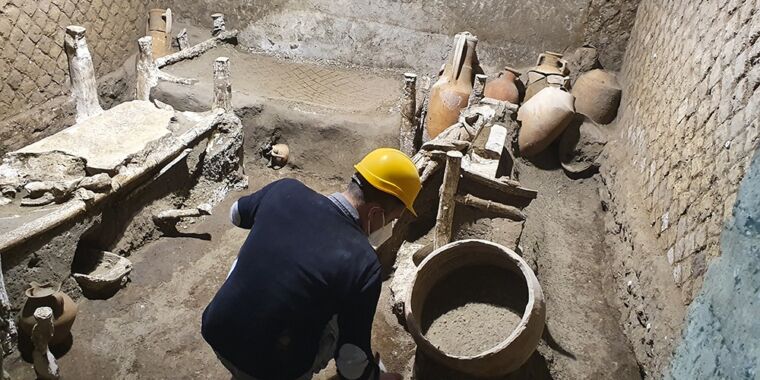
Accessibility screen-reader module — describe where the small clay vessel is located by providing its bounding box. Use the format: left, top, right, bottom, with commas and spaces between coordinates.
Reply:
517, 87, 575, 157
148, 8, 171, 58
571, 69, 622, 124
425, 32, 484, 139
18, 282, 78, 346
484, 66, 522, 104
269, 143, 290, 168
524, 51, 570, 102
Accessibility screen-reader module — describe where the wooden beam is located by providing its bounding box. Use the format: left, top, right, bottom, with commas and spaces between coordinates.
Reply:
461, 168, 537, 200
455, 194, 525, 221
434, 151, 463, 248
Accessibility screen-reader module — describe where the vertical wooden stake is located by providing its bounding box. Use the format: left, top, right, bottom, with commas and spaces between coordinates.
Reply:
434, 151, 463, 248
31, 307, 59, 380
400, 72, 417, 157
213, 57, 232, 112
177, 28, 189, 50
64, 26, 103, 122
135, 36, 158, 101
468, 73, 487, 107
211, 13, 226, 36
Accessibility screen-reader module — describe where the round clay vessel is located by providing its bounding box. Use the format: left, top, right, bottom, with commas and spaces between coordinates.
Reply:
571, 69, 622, 124
484, 67, 522, 104
18, 282, 78, 346
517, 87, 576, 157
425, 32, 483, 139
405, 239, 545, 377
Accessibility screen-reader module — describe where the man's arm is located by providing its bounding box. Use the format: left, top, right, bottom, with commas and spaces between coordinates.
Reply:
229, 179, 282, 229
335, 268, 382, 380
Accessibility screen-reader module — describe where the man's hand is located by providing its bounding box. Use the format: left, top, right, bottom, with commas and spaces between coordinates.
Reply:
379, 373, 402, 380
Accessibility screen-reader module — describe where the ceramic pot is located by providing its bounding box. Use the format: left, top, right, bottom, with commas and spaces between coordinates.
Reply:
148, 8, 170, 58
18, 282, 78, 346
571, 69, 621, 124
517, 86, 575, 157
425, 32, 483, 139
406, 239, 545, 377
484, 66, 522, 104
524, 52, 569, 102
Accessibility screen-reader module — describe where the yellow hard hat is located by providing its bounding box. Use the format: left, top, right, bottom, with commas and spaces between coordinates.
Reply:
354, 148, 421, 216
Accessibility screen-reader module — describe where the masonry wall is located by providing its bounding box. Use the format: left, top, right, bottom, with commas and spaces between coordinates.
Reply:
600, 0, 759, 375
617, 0, 758, 298
0, 0, 148, 154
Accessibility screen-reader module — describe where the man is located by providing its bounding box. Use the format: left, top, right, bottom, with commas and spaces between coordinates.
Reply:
202, 148, 421, 380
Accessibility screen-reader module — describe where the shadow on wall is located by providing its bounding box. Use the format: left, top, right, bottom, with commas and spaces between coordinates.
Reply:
667, 147, 760, 379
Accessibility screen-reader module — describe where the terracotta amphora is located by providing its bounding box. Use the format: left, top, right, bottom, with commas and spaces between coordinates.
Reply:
524, 51, 569, 102
148, 8, 171, 58
517, 86, 576, 157
571, 69, 621, 124
425, 32, 483, 139
18, 282, 78, 346
484, 66, 522, 104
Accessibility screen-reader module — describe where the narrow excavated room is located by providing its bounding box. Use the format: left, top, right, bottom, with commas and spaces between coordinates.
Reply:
0, 1, 758, 379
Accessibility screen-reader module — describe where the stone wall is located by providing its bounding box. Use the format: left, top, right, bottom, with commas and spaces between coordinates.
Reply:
599, 0, 759, 375
616, 0, 758, 299
150, 0, 639, 73
0, 0, 148, 154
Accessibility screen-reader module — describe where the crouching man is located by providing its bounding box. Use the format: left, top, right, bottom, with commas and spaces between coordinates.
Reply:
202, 148, 421, 380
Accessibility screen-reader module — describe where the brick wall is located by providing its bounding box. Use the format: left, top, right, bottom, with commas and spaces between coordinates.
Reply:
0, 0, 148, 153
615, 0, 759, 298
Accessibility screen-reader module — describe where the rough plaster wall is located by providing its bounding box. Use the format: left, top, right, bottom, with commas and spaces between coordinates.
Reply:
667, 148, 760, 379
152, 0, 639, 73
0, 0, 148, 154
615, 0, 759, 299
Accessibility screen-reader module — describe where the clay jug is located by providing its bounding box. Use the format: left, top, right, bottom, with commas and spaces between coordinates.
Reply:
148, 8, 170, 58
517, 86, 575, 157
18, 282, 78, 346
524, 52, 569, 102
425, 32, 482, 139
484, 66, 522, 104
571, 69, 622, 125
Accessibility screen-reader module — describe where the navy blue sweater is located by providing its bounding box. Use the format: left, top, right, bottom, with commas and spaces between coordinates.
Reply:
202, 179, 381, 379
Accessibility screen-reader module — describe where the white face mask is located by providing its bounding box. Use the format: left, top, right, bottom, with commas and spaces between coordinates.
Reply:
368, 221, 394, 250
367, 210, 394, 250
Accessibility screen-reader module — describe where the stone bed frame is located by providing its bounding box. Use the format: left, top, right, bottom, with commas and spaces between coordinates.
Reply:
0, 17, 243, 378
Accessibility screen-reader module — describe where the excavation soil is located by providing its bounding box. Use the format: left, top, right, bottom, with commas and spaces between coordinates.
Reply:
421, 266, 526, 357
6, 44, 645, 379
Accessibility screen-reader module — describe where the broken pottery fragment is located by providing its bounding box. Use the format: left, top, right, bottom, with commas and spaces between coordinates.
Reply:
559, 115, 608, 175
572, 69, 622, 124
564, 44, 602, 84
425, 32, 484, 139
73, 250, 133, 299
517, 87, 576, 157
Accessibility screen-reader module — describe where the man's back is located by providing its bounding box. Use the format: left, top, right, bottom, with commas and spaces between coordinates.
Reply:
201, 179, 381, 379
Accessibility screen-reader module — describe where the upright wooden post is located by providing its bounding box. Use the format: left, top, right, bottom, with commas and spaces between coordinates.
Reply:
468, 73, 487, 107
136, 36, 158, 101
434, 151, 463, 248
400, 73, 417, 156
213, 57, 232, 112
211, 13, 226, 36
31, 307, 59, 380
64, 26, 103, 122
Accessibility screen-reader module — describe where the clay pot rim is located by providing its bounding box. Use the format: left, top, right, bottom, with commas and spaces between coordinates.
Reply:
503, 66, 522, 76
405, 239, 543, 361
24, 281, 60, 298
